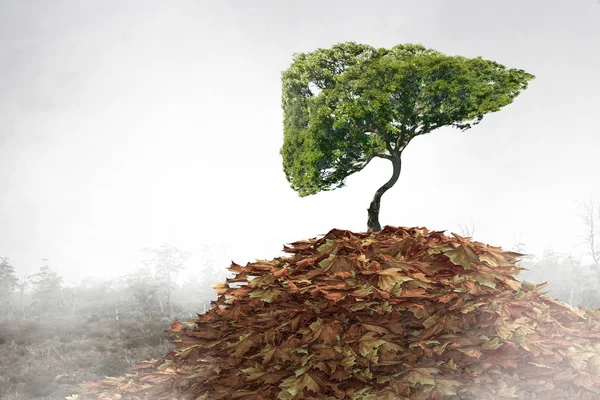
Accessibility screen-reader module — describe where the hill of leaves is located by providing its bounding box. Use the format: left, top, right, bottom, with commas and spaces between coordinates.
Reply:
73, 226, 600, 400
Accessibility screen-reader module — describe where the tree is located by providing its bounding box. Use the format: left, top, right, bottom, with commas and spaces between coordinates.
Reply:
140, 244, 190, 318
29, 259, 64, 316
0, 257, 18, 318
578, 197, 600, 285
126, 267, 161, 317
519, 249, 597, 308
281, 42, 534, 231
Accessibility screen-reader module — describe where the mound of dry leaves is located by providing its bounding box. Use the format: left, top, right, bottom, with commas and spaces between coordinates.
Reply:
72, 226, 600, 400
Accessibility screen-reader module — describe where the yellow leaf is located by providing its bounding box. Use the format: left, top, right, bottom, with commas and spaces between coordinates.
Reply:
444, 245, 479, 270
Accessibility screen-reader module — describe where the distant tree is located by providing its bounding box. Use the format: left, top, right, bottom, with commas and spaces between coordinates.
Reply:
578, 197, 600, 285
75, 276, 127, 316
29, 259, 64, 315
516, 244, 599, 308
140, 244, 190, 318
281, 42, 534, 231
126, 267, 161, 317
17, 274, 33, 320
0, 257, 18, 318
518, 250, 597, 307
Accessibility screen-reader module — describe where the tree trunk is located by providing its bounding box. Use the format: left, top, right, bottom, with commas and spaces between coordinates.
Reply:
20, 280, 26, 321
157, 293, 164, 314
367, 155, 402, 231
167, 290, 173, 319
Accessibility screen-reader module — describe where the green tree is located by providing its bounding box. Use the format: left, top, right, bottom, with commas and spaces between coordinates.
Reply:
0, 257, 18, 318
281, 42, 534, 231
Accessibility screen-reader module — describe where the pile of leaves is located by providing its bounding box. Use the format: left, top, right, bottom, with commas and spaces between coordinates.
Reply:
73, 226, 600, 399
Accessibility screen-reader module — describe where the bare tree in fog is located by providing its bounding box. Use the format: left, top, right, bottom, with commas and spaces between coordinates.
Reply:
141, 244, 190, 318
578, 198, 600, 285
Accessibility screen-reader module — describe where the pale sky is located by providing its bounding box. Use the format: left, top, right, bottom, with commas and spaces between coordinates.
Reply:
1, 0, 599, 285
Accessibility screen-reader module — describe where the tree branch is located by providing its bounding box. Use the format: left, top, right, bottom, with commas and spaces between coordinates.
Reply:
375, 153, 393, 161
395, 126, 417, 152
384, 140, 395, 156
579, 199, 600, 276
395, 129, 406, 151
360, 153, 391, 171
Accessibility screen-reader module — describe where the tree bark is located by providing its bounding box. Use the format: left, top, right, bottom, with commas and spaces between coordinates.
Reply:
367, 154, 402, 231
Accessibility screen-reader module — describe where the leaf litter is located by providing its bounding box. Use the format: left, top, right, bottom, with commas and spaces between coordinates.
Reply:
70, 226, 600, 399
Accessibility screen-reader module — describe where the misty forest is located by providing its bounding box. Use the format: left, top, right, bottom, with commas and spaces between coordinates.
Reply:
2, 2, 600, 400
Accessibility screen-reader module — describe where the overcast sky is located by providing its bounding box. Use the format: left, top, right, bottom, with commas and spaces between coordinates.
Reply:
1, 0, 599, 284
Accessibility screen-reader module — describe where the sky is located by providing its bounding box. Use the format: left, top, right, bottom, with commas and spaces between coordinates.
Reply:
1, 0, 599, 285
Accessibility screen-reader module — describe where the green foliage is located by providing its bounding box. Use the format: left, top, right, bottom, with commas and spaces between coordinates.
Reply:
281, 42, 534, 196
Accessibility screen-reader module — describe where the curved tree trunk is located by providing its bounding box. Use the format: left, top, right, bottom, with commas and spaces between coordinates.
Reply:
367, 155, 402, 232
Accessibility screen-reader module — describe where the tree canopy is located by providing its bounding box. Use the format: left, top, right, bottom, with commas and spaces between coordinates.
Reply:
281, 42, 534, 230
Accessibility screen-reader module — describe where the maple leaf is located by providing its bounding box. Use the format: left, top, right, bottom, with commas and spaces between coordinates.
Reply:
407, 303, 430, 319
279, 372, 321, 397
432, 378, 462, 396
459, 301, 487, 313
320, 289, 347, 302
404, 367, 438, 386
377, 268, 414, 292
318, 254, 356, 273
349, 301, 380, 311
494, 317, 520, 340
352, 284, 374, 297
471, 274, 497, 289
247, 273, 276, 287
443, 244, 479, 270
316, 239, 338, 254
438, 292, 458, 303
248, 287, 283, 303
211, 281, 230, 295
362, 323, 391, 335
228, 333, 256, 357
309, 318, 342, 345
358, 331, 403, 363
165, 320, 183, 333
359, 336, 386, 363
455, 346, 482, 359
481, 336, 503, 351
